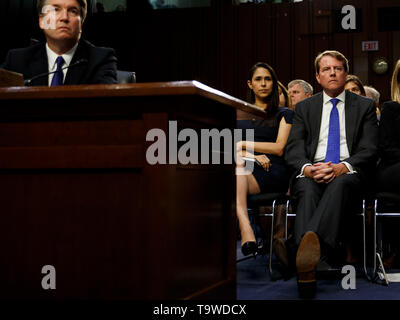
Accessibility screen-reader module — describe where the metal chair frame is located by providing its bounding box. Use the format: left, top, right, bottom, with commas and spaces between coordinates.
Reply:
259, 197, 291, 275
373, 194, 400, 278
239, 195, 370, 281
237, 193, 289, 274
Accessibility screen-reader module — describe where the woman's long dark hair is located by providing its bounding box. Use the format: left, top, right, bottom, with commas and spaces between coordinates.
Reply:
247, 62, 280, 120
345, 74, 366, 96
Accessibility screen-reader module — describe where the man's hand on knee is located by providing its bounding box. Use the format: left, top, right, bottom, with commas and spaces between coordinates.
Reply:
304, 162, 334, 183
313, 162, 334, 183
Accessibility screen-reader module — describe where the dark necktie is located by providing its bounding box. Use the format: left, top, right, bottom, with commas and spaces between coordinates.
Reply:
50, 56, 65, 86
325, 98, 340, 164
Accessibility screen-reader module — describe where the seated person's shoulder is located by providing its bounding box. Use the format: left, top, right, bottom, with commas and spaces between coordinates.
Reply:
79, 40, 117, 84
1, 43, 43, 72
6, 43, 42, 58
82, 40, 116, 58
277, 107, 294, 124
382, 100, 400, 111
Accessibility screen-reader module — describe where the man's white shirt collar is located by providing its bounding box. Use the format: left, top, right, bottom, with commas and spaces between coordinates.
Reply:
322, 90, 346, 106
46, 43, 79, 72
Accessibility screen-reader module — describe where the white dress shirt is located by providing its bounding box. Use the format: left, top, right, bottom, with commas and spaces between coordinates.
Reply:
46, 43, 78, 86
298, 90, 355, 177
314, 90, 350, 162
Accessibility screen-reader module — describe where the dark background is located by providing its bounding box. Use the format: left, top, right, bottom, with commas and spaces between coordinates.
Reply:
1, 0, 399, 103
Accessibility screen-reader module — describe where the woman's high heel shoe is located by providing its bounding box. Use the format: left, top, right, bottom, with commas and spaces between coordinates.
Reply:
241, 241, 258, 256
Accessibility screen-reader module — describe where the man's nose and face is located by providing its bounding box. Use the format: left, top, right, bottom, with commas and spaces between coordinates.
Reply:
289, 83, 310, 107
316, 56, 347, 96
39, 0, 82, 44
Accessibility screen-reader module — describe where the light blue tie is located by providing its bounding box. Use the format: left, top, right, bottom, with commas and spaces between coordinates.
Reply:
325, 98, 340, 164
51, 56, 65, 86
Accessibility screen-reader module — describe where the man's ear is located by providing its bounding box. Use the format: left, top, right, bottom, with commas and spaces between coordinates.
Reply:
315, 73, 321, 85
39, 16, 44, 30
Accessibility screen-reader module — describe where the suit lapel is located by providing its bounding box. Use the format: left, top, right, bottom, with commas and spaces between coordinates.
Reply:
64, 40, 89, 85
29, 44, 49, 86
344, 91, 357, 155
310, 93, 323, 159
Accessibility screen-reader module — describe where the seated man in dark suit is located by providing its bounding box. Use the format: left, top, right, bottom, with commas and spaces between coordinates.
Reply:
1, 0, 117, 86
282, 50, 378, 298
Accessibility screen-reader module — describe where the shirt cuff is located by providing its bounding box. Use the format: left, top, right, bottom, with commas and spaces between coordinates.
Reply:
296, 163, 312, 178
342, 161, 357, 174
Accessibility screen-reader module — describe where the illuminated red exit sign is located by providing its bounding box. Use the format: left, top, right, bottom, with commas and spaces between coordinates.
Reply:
362, 41, 379, 51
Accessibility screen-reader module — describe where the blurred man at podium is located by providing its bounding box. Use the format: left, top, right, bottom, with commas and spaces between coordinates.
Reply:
0, 0, 117, 86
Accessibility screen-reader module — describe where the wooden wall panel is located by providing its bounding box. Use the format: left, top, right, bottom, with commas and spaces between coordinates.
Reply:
255, 5, 273, 65
274, 3, 293, 85
293, 1, 313, 88
219, 3, 236, 96
236, 5, 257, 101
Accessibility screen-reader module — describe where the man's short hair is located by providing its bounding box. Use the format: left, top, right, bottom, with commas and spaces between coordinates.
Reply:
364, 86, 380, 104
37, 0, 87, 22
288, 79, 313, 95
314, 50, 349, 74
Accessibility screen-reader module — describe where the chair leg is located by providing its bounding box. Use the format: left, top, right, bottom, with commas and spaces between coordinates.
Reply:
361, 199, 371, 281
268, 200, 276, 275
373, 199, 378, 278
285, 199, 290, 239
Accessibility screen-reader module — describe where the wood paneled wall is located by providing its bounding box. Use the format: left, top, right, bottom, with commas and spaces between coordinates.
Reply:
1, 0, 399, 102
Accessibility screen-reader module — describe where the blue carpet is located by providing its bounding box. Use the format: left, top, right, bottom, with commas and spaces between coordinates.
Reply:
237, 241, 400, 300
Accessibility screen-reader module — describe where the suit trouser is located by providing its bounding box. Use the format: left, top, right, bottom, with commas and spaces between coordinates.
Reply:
291, 173, 362, 248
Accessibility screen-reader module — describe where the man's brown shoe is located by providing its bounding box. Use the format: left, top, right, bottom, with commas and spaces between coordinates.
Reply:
273, 238, 289, 267
296, 231, 320, 299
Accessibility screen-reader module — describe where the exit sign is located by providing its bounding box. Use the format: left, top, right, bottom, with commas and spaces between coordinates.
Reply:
362, 41, 379, 51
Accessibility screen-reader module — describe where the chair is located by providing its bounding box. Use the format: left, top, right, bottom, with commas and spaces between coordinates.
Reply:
117, 70, 136, 84
240, 193, 370, 281
240, 192, 290, 276
357, 198, 370, 280
373, 192, 400, 279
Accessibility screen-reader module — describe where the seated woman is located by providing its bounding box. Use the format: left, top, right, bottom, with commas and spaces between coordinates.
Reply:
345, 74, 366, 96
376, 59, 400, 267
236, 62, 294, 256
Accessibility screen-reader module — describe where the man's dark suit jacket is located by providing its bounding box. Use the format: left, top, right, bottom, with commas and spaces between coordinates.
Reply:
285, 90, 379, 181
1, 39, 117, 86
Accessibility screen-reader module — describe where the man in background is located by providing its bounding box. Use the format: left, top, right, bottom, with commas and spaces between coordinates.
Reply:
364, 85, 381, 120
288, 79, 313, 108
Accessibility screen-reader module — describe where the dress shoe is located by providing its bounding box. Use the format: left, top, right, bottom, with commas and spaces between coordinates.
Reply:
256, 239, 268, 256
241, 241, 257, 256
296, 231, 320, 299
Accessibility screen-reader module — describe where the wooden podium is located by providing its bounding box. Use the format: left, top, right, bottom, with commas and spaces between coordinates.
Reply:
0, 81, 263, 299
0, 68, 24, 87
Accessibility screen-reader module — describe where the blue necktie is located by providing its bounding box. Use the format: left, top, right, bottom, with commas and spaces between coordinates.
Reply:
325, 98, 340, 164
51, 56, 65, 86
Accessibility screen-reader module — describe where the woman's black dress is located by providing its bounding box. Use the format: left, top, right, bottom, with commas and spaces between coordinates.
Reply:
237, 107, 294, 193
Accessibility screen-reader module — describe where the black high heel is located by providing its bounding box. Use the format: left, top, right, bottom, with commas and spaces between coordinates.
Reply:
241, 241, 258, 256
